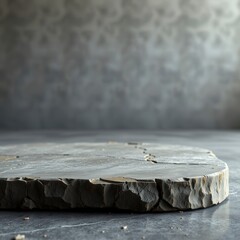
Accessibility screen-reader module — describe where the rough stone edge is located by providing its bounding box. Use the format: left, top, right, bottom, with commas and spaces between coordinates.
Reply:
0, 165, 229, 212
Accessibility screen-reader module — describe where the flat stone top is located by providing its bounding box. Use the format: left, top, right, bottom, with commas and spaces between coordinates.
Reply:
0, 142, 227, 180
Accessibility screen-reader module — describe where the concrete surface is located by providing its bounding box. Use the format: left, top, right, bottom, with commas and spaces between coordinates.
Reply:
0, 143, 227, 179
0, 130, 239, 239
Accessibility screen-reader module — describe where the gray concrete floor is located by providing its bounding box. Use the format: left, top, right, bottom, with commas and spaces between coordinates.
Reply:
0, 130, 239, 240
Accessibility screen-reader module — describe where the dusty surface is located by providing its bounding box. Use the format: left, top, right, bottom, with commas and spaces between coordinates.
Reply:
0, 131, 238, 240
0, 142, 229, 212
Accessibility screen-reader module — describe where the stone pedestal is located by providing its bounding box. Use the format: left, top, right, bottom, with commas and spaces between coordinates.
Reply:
0, 142, 229, 212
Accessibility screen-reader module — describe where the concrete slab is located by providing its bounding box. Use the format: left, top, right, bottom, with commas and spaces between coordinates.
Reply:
0, 142, 229, 212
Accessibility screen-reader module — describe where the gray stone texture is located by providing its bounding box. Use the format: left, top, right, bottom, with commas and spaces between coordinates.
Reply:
1, 0, 240, 129
0, 130, 238, 240
0, 142, 229, 211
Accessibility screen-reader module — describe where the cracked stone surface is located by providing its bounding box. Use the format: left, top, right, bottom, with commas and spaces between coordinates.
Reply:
0, 142, 229, 212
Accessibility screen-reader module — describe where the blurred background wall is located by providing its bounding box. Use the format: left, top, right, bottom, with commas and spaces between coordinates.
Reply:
0, 0, 240, 129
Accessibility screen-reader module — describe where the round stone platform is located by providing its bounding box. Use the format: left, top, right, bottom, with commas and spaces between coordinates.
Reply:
0, 142, 229, 212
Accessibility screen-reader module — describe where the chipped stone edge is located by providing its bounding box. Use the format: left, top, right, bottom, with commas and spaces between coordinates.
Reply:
0, 164, 229, 212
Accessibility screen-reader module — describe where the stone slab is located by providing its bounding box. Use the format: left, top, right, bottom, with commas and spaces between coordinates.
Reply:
0, 142, 229, 212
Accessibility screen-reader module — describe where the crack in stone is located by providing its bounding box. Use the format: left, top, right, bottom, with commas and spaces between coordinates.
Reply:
154, 162, 217, 166
128, 144, 220, 166
132, 144, 158, 164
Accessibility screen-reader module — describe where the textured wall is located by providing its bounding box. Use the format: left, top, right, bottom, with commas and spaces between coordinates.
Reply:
0, 0, 240, 129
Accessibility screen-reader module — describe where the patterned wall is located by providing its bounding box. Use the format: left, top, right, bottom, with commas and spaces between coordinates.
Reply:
0, 0, 240, 129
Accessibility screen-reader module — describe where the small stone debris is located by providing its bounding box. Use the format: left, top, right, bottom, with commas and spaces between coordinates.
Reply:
101, 230, 105, 233
121, 226, 128, 230
13, 234, 25, 240
43, 234, 48, 238
23, 217, 30, 220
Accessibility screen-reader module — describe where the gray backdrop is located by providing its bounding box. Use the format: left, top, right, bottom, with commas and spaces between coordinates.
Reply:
0, 0, 240, 129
